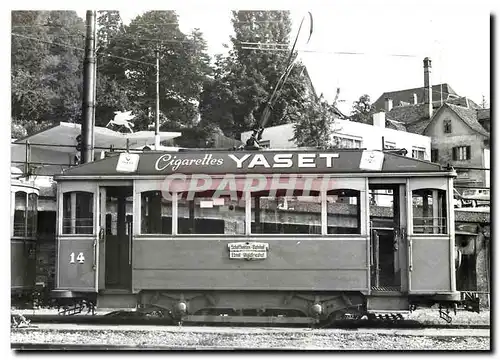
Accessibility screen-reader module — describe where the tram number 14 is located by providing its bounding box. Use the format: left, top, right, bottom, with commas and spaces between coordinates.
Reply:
69, 252, 85, 264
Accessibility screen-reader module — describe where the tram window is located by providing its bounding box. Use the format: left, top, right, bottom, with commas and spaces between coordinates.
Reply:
412, 189, 447, 234
327, 189, 361, 234
251, 191, 321, 235
13, 191, 27, 237
62, 192, 94, 234
27, 193, 38, 237
177, 193, 245, 235
141, 191, 172, 234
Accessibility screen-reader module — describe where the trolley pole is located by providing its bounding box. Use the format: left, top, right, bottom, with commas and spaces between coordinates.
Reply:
81, 10, 97, 163
154, 47, 160, 150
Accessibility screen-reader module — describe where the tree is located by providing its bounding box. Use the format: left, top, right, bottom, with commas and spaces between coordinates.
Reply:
350, 94, 375, 124
292, 95, 338, 148
11, 11, 85, 136
104, 11, 212, 131
199, 10, 310, 139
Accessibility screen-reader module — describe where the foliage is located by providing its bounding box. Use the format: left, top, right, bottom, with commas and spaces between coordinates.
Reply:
199, 10, 311, 139
11, 10, 212, 139
11, 10, 85, 133
350, 94, 375, 124
292, 95, 338, 148
106, 11, 212, 130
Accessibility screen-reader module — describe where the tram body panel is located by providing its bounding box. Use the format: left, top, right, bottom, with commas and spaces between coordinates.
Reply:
10, 179, 39, 296
132, 237, 369, 291
57, 237, 96, 291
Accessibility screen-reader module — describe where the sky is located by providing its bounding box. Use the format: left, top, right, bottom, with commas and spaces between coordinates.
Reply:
74, 1, 493, 115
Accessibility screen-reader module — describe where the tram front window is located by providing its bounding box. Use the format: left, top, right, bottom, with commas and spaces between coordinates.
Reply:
412, 189, 447, 234
13, 191, 27, 237
27, 193, 38, 237
62, 192, 94, 234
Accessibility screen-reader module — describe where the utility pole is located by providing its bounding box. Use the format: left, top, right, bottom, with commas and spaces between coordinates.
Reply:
81, 10, 97, 163
154, 47, 160, 150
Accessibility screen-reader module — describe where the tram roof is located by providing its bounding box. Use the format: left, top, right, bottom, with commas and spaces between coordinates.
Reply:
55, 149, 451, 179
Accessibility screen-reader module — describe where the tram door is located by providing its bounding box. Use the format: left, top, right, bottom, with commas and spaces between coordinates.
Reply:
99, 186, 133, 290
369, 183, 408, 292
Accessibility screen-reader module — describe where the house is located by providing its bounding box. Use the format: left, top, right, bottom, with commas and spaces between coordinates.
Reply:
373, 57, 490, 188
240, 113, 432, 159
422, 103, 490, 188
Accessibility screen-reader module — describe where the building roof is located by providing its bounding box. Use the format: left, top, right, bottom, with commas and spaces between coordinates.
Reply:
446, 96, 481, 109
13, 122, 182, 153
419, 103, 489, 137
385, 103, 431, 135
373, 83, 458, 111
477, 108, 490, 121
442, 103, 490, 137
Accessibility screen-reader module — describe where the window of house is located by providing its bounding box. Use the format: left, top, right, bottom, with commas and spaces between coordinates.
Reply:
62, 192, 94, 234
412, 189, 447, 234
384, 141, 396, 150
259, 140, 271, 149
431, 149, 439, 162
443, 119, 452, 134
452, 146, 471, 161
141, 191, 172, 234
333, 136, 362, 149
412, 147, 426, 160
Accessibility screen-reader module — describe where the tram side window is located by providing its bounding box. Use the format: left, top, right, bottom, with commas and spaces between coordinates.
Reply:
412, 189, 447, 234
177, 192, 245, 235
62, 192, 94, 234
27, 193, 38, 237
327, 189, 361, 234
251, 191, 322, 235
141, 191, 172, 234
13, 191, 27, 237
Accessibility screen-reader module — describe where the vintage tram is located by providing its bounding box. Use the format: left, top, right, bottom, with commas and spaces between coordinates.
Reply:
11, 172, 38, 305
52, 148, 464, 324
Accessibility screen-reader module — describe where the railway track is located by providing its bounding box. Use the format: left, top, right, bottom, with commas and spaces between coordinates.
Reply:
13, 313, 490, 330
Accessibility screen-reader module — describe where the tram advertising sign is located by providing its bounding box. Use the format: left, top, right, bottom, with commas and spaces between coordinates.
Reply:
153, 152, 349, 174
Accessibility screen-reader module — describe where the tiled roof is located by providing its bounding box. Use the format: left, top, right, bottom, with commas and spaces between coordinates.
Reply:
373, 83, 458, 111
477, 108, 490, 121
445, 103, 489, 137
447, 97, 481, 109
386, 119, 407, 131
385, 103, 431, 134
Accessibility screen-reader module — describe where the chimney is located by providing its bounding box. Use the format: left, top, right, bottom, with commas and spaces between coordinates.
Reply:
423, 57, 433, 118
373, 112, 386, 128
413, 93, 418, 104
384, 97, 393, 112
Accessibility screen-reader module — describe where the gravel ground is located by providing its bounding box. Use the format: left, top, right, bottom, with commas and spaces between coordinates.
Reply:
11, 328, 490, 350
406, 308, 490, 326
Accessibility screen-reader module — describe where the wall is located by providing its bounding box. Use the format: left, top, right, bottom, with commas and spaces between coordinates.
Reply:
424, 107, 488, 187
241, 121, 431, 160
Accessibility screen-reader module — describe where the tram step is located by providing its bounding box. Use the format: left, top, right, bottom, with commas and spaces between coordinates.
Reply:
367, 295, 409, 312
